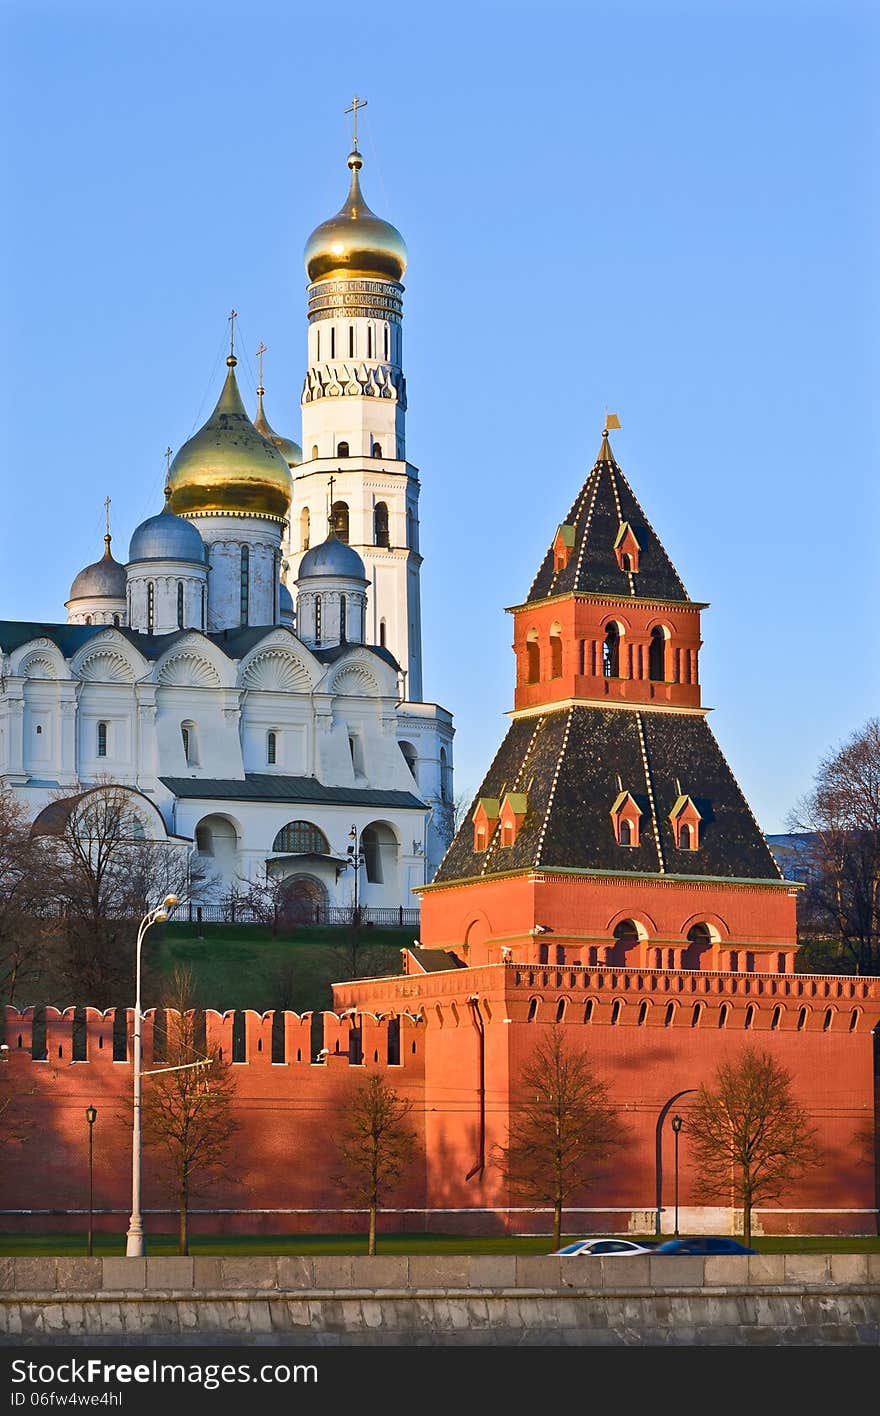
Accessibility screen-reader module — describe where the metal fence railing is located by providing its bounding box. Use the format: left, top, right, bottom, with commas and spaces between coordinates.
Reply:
182, 902, 421, 930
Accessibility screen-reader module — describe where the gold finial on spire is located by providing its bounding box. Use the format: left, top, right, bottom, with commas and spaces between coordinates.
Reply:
227, 308, 238, 366
256, 341, 267, 395
103, 495, 112, 555
345, 94, 367, 149
327, 474, 336, 534
604, 411, 621, 433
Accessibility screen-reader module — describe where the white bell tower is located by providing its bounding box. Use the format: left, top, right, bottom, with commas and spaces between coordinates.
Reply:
285, 116, 423, 702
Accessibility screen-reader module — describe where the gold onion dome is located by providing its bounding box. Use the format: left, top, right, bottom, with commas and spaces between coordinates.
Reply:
167, 357, 292, 521
254, 387, 302, 468
304, 148, 407, 284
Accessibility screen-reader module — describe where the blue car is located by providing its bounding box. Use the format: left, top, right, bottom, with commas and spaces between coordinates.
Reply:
654, 1236, 756, 1255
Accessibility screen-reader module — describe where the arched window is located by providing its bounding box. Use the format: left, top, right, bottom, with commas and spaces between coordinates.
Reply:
315, 594, 322, 644
337, 441, 349, 458
331, 501, 349, 543
97, 722, 108, 758
85, 615, 92, 625
613, 920, 640, 951
718, 1003, 730, 1029
691, 1002, 703, 1027
300, 508, 310, 551
637, 1001, 649, 1026
113, 614, 120, 626
440, 746, 450, 802
527, 998, 539, 1022
147, 581, 155, 634
823, 1007, 833, 1032
372, 442, 382, 458
374, 502, 389, 547
771, 1005, 783, 1030
177, 581, 184, 629
272, 820, 329, 854
603, 622, 620, 677
745, 1004, 756, 1030
664, 1002, 675, 1027
619, 818, 632, 846
367, 326, 373, 358
361, 823, 397, 883
384, 324, 389, 360
549, 622, 563, 678
330, 327, 336, 359
406, 507, 416, 550
556, 998, 566, 1023
201, 584, 206, 631
583, 999, 594, 1023
267, 731, 277, 766
610, 1000, 622, 1025
240, 546, 249, 626
379, 619, 387, 648
526, 629, 540, 684
679, 823, 692, 850
181, 721, 198, 765
649, 627, 666, 682
348, 325, 355, 357
339, 596, 347, 642
311, 444, 318, 460
399, 742, 418, 781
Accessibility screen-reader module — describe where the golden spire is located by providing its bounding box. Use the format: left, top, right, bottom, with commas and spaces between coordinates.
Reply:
598, 413, 620, 464
227, 308, 238, 366
103, 496, 112, 555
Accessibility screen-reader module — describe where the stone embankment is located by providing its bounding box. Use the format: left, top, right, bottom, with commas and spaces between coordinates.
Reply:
2, 1254, 878, 1346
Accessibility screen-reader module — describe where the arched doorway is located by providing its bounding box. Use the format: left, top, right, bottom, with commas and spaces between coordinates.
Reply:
279, 874, 329, 926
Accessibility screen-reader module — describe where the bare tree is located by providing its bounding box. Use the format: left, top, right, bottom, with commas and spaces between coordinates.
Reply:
790, 718, 880, 975
684, 1047, 821, 1246
333, 1073, 417, 1255
493, 1025, 625, 1250
33, 784, 198, 1005
0, 784, 50, 1005
141, 965, 239, 1254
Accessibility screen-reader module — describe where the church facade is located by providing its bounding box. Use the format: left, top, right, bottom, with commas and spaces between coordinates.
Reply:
0, 141, 454, 914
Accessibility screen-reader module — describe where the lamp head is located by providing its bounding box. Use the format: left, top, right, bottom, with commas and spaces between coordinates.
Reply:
154, 908, 169, 924
85, 1105, 97, 1125
162, 894, 179, 909
671, 1114, 683, 1133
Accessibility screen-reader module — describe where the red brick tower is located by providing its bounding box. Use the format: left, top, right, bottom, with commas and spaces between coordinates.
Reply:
419, 426, 798, 970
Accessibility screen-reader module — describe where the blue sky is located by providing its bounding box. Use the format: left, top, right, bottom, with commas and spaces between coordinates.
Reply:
1, 0, 877, 833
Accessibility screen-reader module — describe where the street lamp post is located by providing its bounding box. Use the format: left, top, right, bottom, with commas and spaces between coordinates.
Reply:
671, 1113, 683, 1237
85, 1105, 97, 1256
347, 825, 364, 921
654, 1088, 696, 1235
125, 894, 178, 1258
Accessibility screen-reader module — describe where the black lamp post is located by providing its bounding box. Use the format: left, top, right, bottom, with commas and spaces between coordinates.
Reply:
85, 1105, 97, 1256
671, 1113, 683, 1237
347, 825, 364, 921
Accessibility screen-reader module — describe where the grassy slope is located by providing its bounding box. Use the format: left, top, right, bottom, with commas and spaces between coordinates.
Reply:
145, 922, 409, 1013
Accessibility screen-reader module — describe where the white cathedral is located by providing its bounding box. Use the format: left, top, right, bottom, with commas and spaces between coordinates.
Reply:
0, 137, 455, 919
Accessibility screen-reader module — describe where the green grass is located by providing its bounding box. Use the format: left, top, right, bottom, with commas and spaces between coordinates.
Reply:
146, 922, 410, 1013
1, 1232, 878, 1257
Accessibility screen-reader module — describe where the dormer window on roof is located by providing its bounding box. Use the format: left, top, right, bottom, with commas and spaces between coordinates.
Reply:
473, 797, 500, 853
499, 791, 528, 848
670, 793, 702, 850
610, 790, 643, 847
553, 524, 576, 572
614, 522, 641, 574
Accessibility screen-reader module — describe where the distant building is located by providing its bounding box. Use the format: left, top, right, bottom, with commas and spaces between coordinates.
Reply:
766, 833, 821, 885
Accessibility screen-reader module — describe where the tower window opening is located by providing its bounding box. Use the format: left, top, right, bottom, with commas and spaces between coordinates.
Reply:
337, 441, 349, 459
649, 626, 666, 682
330, 327, 336, 359
147, 581, 155, 634
113, 613, 120, 626
349, 325, 355, 358
823, 1007, 833, 1032
691, 1002, 703, 1027
384, 324, 389, 360
440, 746, 450, 803
527, 998, 538, 1022
177, 581, 184, 629
316, 329, 320, 361
619, 818, 632, 846
718, 1003, 730, 1029
315, 595, 322, 645
97, 721, 108, 758
240, 545, 249, 626
85, 615, 92, 625
379, 619, 386, 648
331, 501, 350, 542
622, 553, 632, 572
340, 596, 347, 642
583, 999, 594, 1023
526, 629, 540, 684
745, 1004, 756, 1030
664, 1002, 675, 1027
312, 444, 319, 460
610, 1000, 622, 1026
637, 1001, 648, 1027
201, 584, 206, 631
372, 442, 382, 458
301, 507, 310, 551
374, 502, 389, 547
367, 325, 373, 358
771, 1005, 783, 1031
603, 622, 620, 677
267, 731, 277, 766
679, 823, 692, 850
549, 622, 563, 678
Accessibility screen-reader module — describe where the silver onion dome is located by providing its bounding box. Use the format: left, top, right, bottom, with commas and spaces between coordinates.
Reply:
128, 507, 206, 564
297, 534, 367, 581
68, 536, 127, 601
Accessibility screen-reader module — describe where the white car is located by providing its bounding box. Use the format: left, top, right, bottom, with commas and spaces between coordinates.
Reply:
551, 1238, 656, 1256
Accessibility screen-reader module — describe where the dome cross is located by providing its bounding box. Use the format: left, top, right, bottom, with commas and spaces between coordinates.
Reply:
345, 95, 367, 149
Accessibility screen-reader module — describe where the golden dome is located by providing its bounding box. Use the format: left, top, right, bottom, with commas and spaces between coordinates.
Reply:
304, 149, 407, 285
167, 357, 292, 522
254, 388, 302, 468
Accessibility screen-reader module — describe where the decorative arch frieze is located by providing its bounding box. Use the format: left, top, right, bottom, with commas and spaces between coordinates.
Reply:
76, 649, 135, 684
157, 653, 221, 688
241, 650, 311, 692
